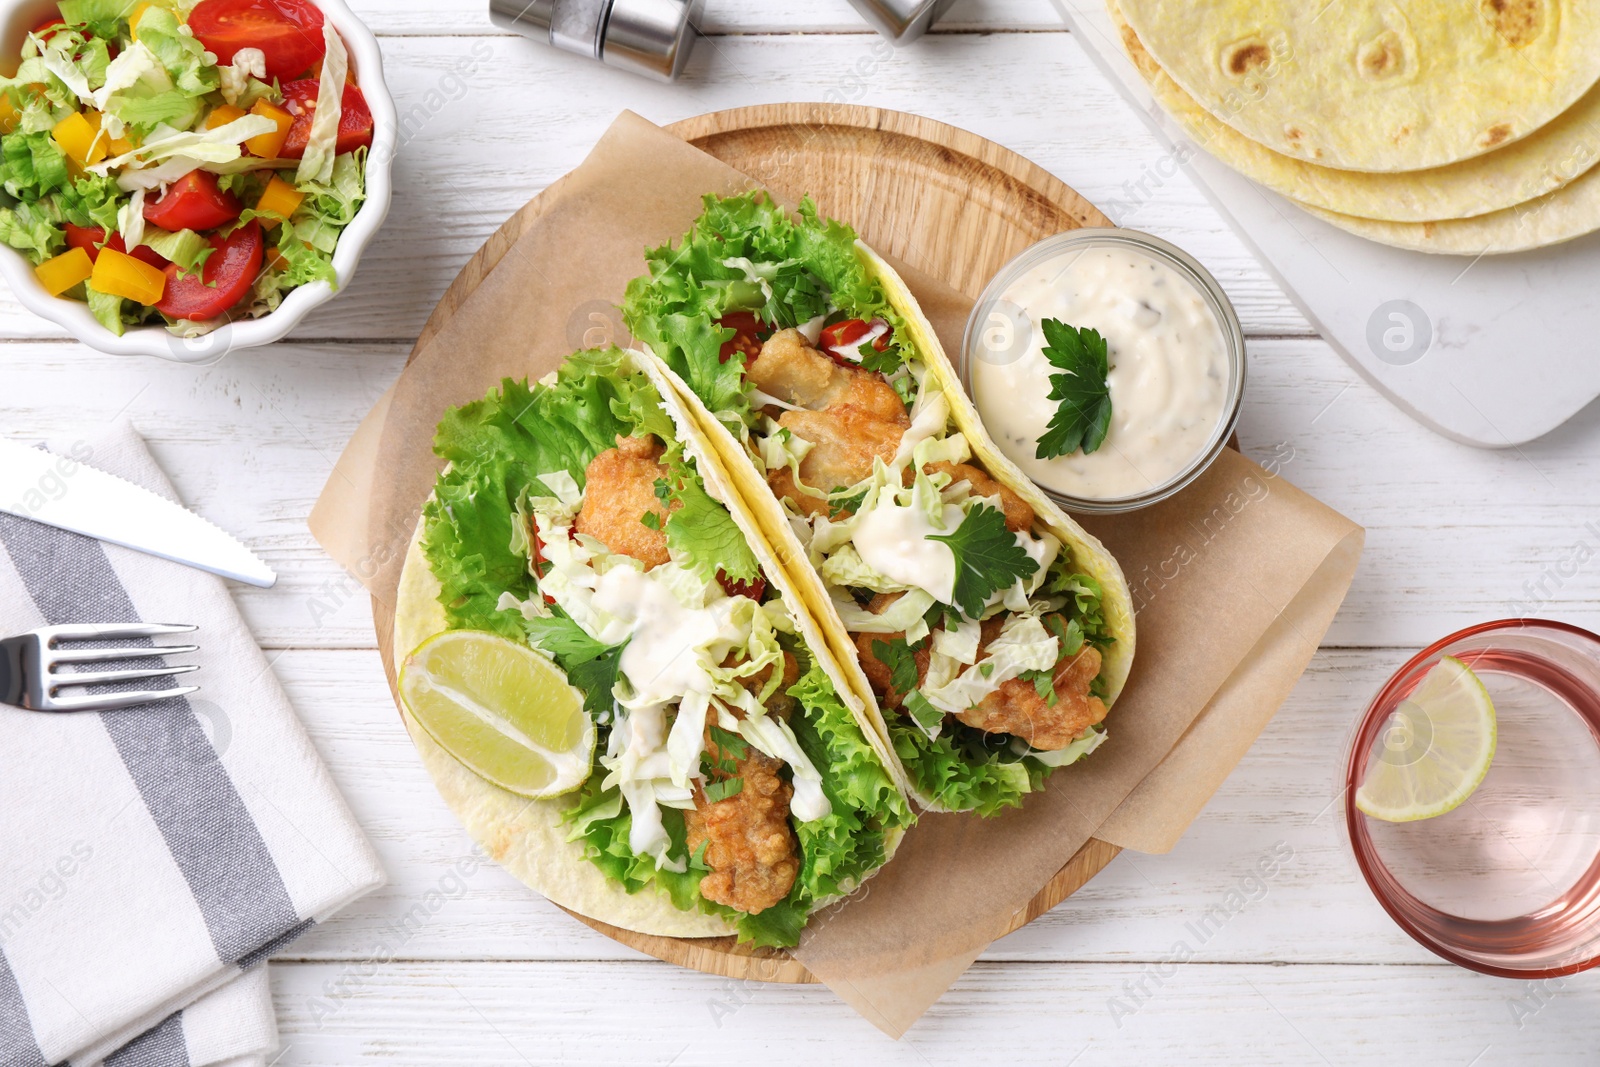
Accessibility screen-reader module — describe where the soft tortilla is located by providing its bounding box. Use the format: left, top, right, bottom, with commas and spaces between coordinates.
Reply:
1298, 163, 1600, 253
656, 243, 1138, 812
1116, 0, 1600, 174
395, 522, 732, 938
392, 349, 903, 937
1111, 0, 1600, 223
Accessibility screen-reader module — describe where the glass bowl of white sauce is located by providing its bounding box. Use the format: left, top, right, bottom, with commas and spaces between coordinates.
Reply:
960, 229, 1246, 514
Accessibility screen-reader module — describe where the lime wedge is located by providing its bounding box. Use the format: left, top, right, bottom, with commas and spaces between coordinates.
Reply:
399, 630, 594, 799
1355, 655, 1497, 823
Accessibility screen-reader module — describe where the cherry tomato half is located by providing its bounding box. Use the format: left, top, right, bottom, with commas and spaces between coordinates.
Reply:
156, 220, 264, 321
717, 570, 767, 602
279, 78, 375, 159
143, 171, 243, 233
64, 224, 170, 269
188, 0, 326, 83
820, 318, 892, 365
718, 311, 767, 364
529, 522, 561, 606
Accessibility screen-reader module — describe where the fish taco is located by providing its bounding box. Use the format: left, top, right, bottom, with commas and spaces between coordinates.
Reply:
393, 346, 913, 947
623, 193, 1137, 815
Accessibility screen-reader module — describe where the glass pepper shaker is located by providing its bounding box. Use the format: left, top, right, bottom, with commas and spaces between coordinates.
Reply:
488, 0, 697, 82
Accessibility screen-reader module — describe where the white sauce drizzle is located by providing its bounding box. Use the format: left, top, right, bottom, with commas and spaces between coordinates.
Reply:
851, 498, 964, 605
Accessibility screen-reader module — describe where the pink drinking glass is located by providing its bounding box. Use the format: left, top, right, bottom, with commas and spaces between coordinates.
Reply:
1345, 619, 1600, 977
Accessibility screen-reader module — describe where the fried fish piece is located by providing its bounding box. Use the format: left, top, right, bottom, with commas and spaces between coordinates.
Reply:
856, 598, 1106, 751
748, 328, 908, 423
574, 435, 675, 569
747, 329, 914, 518
685, 726, 799, 915
771, 405, 908, 518
853, 593, 926, 709
954, 644, 1107, 751
924, 461, 1035, 533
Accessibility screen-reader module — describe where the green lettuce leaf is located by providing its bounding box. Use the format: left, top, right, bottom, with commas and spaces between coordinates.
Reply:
662, 468, 761, 584
57, 0, 138, 39
58, 173, 124, 230
0, 199, 65, 262
891, 719, 1046, 816
84, 284, 128, 336
422, 349, 672, 641
131, 8, 219, 99
0, 131, 71, 199
141, 226, 213, 276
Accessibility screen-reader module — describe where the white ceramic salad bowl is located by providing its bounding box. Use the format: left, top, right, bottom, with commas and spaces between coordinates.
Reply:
0, 0, 395, 363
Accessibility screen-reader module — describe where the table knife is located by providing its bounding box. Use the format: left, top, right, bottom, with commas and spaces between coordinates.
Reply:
0, 439, 276, 588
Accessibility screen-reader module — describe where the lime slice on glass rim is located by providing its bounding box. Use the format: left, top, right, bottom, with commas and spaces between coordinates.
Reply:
1355, 655, 1497, 823
399, 630, 594, 799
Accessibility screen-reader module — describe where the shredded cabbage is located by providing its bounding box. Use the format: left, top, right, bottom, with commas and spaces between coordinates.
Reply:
295, 21, 347, 186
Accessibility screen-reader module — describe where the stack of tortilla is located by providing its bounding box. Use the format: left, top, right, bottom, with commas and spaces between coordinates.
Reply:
1109, 0, 1600, 254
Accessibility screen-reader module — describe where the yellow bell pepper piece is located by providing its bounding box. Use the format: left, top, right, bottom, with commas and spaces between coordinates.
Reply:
129, 2, 155, 39
53, 112, 107, 166
91, 248, 167, 306
106, 134, 136, 157
205, 104, 247, 131
34, 247, 94, 297
255, 176, 304, 227
246, 100, 294, 158
0, 95, 17, 135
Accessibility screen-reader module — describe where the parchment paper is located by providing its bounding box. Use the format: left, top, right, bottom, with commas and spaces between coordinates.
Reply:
309, 110, 1364, 1037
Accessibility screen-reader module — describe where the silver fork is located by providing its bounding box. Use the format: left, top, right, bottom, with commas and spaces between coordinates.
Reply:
0, 624, 200, 712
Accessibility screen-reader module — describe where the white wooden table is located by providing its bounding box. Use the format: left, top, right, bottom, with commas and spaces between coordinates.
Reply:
6, 1, 1600, 1061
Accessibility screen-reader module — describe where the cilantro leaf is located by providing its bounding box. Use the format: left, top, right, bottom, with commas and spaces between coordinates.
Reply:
567, 643, 626, 721
704, 777, 744, 803
708, 723, 748, 761
523, 615, 625, 721
522, 614, 608, 663
1034, 319, 1112, 460
1023, 668, 1059, 707
871, 637, 922, 696
928, 504, 1040, 618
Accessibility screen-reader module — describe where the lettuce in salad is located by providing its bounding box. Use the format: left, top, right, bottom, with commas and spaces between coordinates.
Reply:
0, 1, 370, 335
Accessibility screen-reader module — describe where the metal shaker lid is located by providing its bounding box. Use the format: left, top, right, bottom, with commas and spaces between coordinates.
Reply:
847, 0, 958, 43
488, 0, 557, 36
601, 0, 696, 82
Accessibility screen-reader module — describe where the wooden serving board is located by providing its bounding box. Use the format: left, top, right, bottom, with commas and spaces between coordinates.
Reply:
406, 103, 1121, 985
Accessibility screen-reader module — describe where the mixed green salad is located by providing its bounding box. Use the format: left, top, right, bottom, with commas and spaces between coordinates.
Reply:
0, 0, 375, 335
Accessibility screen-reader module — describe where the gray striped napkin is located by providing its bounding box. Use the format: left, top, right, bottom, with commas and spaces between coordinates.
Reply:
0, 423, 384, 1067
